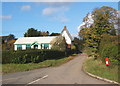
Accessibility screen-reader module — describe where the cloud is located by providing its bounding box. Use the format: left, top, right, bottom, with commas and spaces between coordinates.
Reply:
45, 2, 70, 7
52, 16, 69, 23
59, 16, 69, 23
42, 6, 68, 16
42, 7, 58, 16
42, 5, 69, 23
41, 2, 70, 23
21, 5, 31, 11
0, 15, 12, 20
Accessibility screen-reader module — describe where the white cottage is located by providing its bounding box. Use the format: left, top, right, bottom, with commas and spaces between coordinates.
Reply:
61, 26, 72, 48
14, 26, 72, 50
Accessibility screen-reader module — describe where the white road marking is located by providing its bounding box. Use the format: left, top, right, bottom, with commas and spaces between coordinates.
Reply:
26, 75, 48, 85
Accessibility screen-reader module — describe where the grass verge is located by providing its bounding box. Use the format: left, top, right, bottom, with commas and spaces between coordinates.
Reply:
2, 54, 77, 74
0, 64, 2, 74
83, 57, 119, 82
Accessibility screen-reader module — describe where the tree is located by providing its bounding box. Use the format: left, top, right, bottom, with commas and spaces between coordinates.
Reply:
5, 39, 16, 50
79, 6, 118, 58
98, 34, 119, 62
50, 33, 60, 36
8, 34, 15, 40
72, 37, 84, 53
24, 28, 39, 37
24, 28, 50, 37
79, 6, 118, 49
2, 34, 16, 50
110, 29, 116, 36
51, 36, 67, 51
46, 31, 49, 36
40, 31, 49, 36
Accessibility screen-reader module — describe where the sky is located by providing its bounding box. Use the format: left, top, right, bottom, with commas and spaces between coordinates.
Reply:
1, 2, 118, 38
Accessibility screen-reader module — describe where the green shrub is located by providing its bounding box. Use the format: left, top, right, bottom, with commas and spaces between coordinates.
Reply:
2, 50, 13, 64
2, 49, 66, 64
98, 34, 119, 64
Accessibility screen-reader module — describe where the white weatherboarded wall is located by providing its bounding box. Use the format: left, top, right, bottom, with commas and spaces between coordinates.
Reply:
49, 44, 52, 49
14, 45, 17, 50
38, 45, 41, 49
62, 30, 72, 44
22, 45, 26, 50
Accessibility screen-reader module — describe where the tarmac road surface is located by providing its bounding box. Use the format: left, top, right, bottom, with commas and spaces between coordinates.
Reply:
2, 53, 111, 84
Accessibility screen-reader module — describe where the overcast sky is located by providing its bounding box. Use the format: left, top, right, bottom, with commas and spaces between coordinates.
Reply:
1, 2, 118, 38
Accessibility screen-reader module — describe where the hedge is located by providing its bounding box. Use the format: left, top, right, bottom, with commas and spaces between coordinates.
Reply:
98, 34, 120, 65
2, 49, 66, 64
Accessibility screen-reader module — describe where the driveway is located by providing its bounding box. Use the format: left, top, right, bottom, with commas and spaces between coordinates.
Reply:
2, 53, 111, 84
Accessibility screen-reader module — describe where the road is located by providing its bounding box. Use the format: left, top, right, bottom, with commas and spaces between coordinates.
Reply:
2, 53, 111, 84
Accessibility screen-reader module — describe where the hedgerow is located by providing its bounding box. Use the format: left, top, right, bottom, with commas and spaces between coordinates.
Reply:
2, 49, 66, 64
98, 34, 119, 65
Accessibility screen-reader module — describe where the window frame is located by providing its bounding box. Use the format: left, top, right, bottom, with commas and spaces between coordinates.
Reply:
17, 44, 22, 50
26, 44, 31, 50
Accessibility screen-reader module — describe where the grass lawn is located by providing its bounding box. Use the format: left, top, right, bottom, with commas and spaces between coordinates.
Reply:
2, 54, 77, 74
83, 57, 119, 82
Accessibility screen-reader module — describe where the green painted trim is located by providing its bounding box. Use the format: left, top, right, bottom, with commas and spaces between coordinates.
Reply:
26, 44, 31, 47
31, 41, 40, 45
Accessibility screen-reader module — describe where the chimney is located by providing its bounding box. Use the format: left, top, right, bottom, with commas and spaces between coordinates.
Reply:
64, 26, 67, 30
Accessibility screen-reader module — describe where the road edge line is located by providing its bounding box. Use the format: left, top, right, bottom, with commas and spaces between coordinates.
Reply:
82, 57, 120, 85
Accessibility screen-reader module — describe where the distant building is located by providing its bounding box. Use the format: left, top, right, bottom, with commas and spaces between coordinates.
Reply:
14, 26, 72, 50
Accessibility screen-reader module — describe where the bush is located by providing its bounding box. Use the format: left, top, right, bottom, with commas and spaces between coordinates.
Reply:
2, 50, 13, 64
98, 34, 119, 64
51, 36, 67, 51
2, 49, 66, 64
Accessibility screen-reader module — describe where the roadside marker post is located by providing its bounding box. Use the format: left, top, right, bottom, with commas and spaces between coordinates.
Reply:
105, 57, 109, 66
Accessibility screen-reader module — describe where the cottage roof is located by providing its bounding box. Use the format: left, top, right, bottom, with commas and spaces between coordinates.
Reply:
61, 26, 73, 40
14, 36, 57, 44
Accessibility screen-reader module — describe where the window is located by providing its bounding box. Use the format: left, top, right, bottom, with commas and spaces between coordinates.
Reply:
41, 44, 49, 49
34, 45, 38, 49
44, 43, 49, 49
17, 45, 22, 50
26, 44, 31, 49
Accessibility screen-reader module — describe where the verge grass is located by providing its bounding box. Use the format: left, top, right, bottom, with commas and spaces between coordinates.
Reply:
0, 64, 2, 74
2, 54, 77, 74
83, 57, 119, 82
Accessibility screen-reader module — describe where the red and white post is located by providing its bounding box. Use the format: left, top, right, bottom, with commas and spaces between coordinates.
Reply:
105, 57, 109, 66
